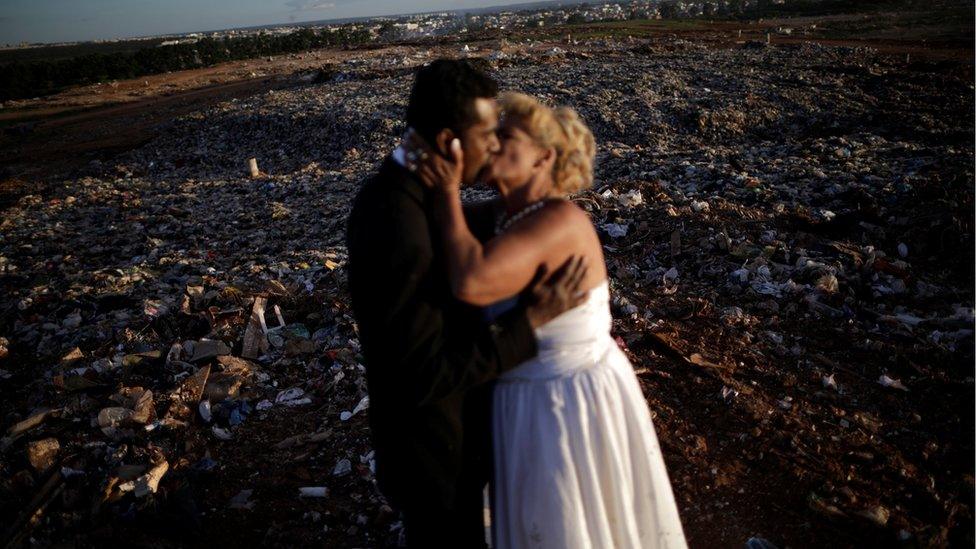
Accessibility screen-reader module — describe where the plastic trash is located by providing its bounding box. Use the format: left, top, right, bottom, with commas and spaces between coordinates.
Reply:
877, 374, 908, 391
199, 400, 212, 423
229, 489, 255, 509
333, 458, 352, 476
602, 223, 629, 238
299, 486, 329, 498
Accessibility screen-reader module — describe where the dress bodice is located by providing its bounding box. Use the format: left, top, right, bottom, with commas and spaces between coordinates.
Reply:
495, 280, 614, 382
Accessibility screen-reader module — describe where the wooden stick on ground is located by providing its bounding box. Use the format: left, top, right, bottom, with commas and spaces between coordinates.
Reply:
241, 297, 269, 359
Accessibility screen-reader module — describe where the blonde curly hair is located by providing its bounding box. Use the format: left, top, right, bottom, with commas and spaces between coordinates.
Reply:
498, 92, 596, 195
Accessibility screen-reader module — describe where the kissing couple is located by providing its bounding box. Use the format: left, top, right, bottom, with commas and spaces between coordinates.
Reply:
348, 59, 687, 548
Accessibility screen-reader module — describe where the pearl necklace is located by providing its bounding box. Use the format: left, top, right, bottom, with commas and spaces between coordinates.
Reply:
495, 199, 550, 235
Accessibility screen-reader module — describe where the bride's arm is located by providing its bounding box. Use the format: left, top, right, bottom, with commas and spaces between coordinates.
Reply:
432, 186, 578, 306
417, 139, 581, 305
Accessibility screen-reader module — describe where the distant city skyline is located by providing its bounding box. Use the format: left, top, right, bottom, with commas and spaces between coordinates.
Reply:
0, 0, 572, 45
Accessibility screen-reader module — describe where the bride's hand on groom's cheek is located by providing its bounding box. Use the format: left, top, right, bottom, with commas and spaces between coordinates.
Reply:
414, 138, 464, 194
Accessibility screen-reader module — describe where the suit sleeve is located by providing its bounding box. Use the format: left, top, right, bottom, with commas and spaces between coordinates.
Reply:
389, 241, 536, 406
351, 192, 537, 408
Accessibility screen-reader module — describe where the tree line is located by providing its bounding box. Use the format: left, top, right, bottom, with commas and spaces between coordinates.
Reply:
0, 27, 371, 102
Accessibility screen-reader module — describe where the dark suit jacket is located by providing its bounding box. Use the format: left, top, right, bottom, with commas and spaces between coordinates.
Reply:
347, 157, 537, 510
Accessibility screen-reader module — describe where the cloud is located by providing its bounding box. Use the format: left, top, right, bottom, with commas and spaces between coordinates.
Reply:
285, 0, 338, 10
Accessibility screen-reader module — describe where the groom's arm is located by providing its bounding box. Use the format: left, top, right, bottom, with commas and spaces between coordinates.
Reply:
408, 286, 538, 406
351, 192, 537, 407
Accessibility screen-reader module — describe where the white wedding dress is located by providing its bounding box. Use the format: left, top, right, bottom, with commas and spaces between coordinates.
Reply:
490, 280, 688, 548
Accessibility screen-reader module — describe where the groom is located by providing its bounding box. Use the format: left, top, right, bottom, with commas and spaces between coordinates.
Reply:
347, 59, 586, 547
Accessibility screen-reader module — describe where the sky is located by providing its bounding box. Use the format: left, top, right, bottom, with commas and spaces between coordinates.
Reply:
0, 0, 552, 45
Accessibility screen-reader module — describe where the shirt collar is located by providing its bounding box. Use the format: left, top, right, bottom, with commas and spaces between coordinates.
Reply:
391, 127, 415, 169
391, 144, 409, 168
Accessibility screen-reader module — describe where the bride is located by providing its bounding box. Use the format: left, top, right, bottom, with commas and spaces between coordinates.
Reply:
414, 92, 687, 548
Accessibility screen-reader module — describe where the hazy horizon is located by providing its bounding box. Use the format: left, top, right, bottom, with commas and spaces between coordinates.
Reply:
0, 0, 569, 46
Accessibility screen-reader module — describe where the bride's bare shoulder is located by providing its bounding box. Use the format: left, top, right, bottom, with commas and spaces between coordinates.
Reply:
530, 198, 580, 217
510, 199, 592, 239
540, 199, 592, 227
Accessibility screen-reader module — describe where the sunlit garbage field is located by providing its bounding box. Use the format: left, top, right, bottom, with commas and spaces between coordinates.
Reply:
0, 37, 972, 547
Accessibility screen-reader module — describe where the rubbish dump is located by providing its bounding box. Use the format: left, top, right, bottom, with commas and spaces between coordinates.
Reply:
0, 36, 972, 548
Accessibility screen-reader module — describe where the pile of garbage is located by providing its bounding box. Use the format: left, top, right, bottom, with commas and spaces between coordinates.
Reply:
1, 37, 972, 547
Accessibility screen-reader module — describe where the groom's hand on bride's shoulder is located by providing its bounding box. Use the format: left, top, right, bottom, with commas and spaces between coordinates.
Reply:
524, 256, 588, 329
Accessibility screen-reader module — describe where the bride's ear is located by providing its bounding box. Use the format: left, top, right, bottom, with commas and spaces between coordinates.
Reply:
534, 147, 556, 171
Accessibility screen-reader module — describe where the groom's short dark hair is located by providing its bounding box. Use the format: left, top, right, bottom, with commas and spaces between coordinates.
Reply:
406, 59, 498, 145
